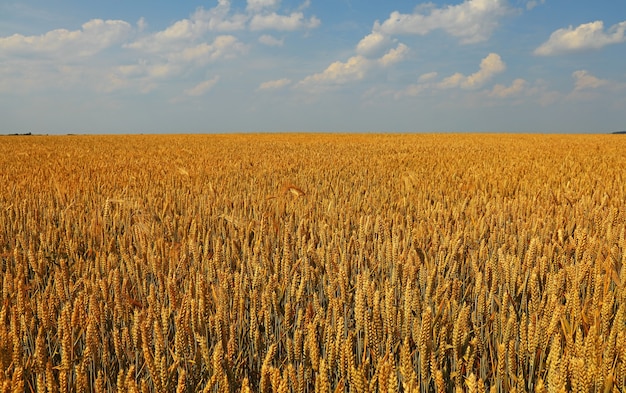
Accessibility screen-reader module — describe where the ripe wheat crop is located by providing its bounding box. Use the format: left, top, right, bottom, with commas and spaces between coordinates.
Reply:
0, 133, 625, 392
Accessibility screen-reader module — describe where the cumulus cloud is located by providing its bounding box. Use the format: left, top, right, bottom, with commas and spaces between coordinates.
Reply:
572, 70, 609, 90
185, 76, 220, 96
489, 78, 526, 97
137, 17, 148, 32
464, 53, 506, 88
396, 53, 506, 98
112, 61, 177, 83
351, 0, 511, 77
0, 1, 318, 95
168, 35, 247, 64
401, 84, 426, 98
298, 0, 311, 11
525, 0, 545, 10
296, 44, 407, 91
438, 73, 465, 89
101, 63, 163, 93
0, 19, 132, 58
121, 35, 246, 77
106, 35, 246, 93
0, 19, 133, 93
534, 20, 626, 56
570, 71, 626, 98
126, 4, 247, 52
418, 72, 438, 82
258, 78, 292, 90
192, 0, 249, 32
377, 43, 409, 67
247, 0, 280, 12
439, 53, 505, 89
258, 34, 284, 46
375, 0, 513, 44
356, 32, 391, 57
249, 12, 320, 31
338, 0, 514, 98
565, 70, 626, 101
298, 55, 369, 87
128, 0, 319, 51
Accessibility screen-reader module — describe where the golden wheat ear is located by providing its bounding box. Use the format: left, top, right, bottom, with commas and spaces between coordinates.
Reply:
281, 183, 306, 197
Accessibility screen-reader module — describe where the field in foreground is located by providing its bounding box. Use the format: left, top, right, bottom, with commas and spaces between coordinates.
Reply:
1, 134, 625, 393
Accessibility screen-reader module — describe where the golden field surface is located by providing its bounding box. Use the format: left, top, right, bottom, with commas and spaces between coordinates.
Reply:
1, 134, 625, 393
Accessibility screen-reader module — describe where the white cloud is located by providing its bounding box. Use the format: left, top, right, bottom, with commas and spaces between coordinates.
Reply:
137, 17, 148, 32
102, 67, 161, 93
185, 76, 220, 96
418, 72, 438, 82
377, 43, 409, 67
119, 35, 246, 83
192, 1, 249, 32
439, 73, 465, 89
298, 0, 311, 11
112, 61, 177, 82
127, 5, 247, 52
375, 0, 513, 44
148, 64, 174, 78
249, 12, 320, 31
258, 78, 292, 90
566, 71, 626, 102
356, 31, 391, 57
489, 78, 526, 97
298, 55, 369, 88
401, 84, 426, 98
128, 0, 319, 51
525, 0, 545, 10
353, 0, 510, 99
125, 0, 319, 52
98, 72, 133, 93
464, 53, 506, 88
106, 35, 246, 93
572, 70, 609, 91
169, 35, 247, 64
439, 53, 505, 89
0, 1, 318, 96
159, 19, 195, 40
394, 76, 560, 107
534, 20, 626, 56
297, 44, 408, 91
258, 34, 284, 46
126, 25, 188, 52
0, 19, 132, 57
395, 53, 506, 98
247, 0, 280, 12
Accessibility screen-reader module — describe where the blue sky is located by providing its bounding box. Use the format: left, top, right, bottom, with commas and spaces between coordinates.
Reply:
1, 0, 625, 133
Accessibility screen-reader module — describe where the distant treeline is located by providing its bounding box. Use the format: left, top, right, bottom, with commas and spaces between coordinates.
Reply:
4, 132, 33, 136
613, 131, 626, 134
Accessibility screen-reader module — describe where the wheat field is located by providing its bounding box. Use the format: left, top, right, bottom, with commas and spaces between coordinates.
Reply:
0, 134, 625, 392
